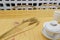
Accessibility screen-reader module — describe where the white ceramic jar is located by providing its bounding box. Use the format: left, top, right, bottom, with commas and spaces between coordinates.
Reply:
54, 11, 60, 23
42, 20, 60, 40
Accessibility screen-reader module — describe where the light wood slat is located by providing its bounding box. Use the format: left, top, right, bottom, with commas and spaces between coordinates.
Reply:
0, 10, 59, 40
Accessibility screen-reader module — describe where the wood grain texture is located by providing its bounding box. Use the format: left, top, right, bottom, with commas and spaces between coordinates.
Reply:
0, 10, 57, 40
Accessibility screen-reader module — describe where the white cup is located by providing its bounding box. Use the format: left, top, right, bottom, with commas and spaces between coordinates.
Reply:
54, 11, 60, 23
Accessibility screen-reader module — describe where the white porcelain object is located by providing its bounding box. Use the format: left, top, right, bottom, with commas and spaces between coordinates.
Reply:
54, 11, 60, 23
42, 20, 60, 40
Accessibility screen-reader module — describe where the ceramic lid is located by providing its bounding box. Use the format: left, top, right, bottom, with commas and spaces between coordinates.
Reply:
43, 20, 60, 33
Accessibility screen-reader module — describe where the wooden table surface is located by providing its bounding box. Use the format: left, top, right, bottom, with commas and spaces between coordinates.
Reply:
0, 9, 57, 40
